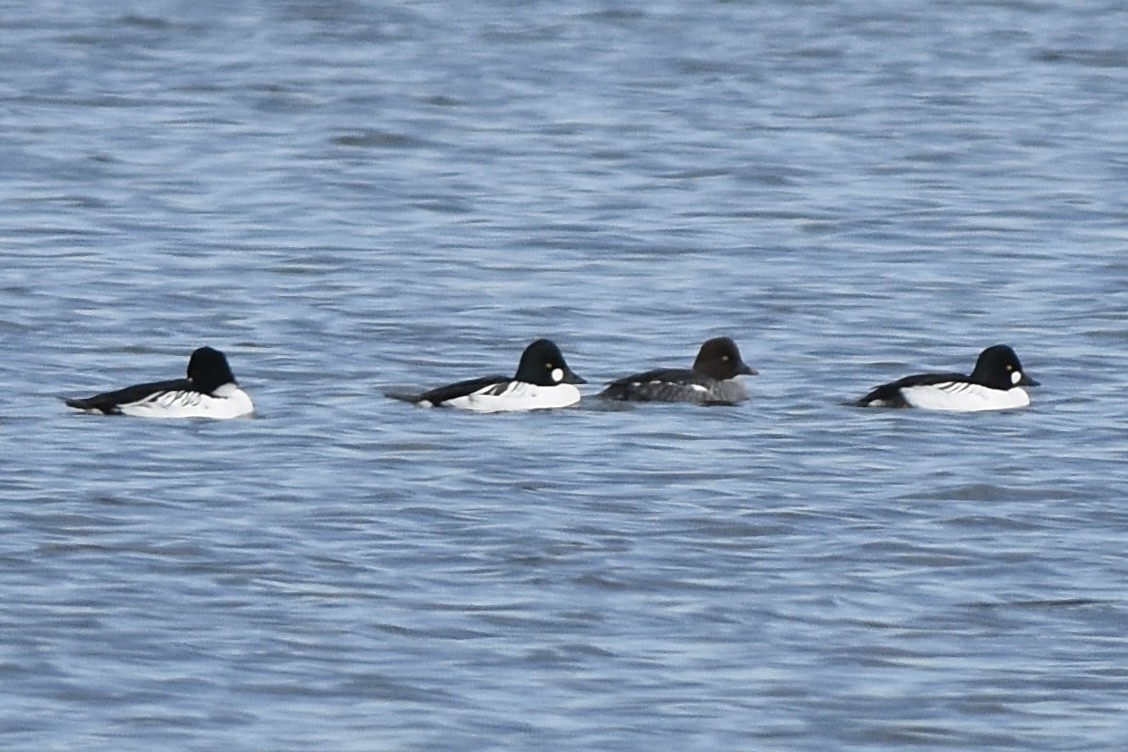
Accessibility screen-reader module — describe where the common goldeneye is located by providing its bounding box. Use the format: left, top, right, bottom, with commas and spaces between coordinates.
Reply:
597, 336, 757, 405
386, 338, 586, 412
856, 344, 1038, 411
65, 346, 254, 419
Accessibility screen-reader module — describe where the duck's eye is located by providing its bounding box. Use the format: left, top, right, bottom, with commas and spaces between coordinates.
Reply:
551, 367, 564, 383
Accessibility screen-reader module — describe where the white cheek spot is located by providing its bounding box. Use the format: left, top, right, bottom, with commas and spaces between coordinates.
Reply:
1011, 370, 1022, 385
551, 367, 564, 383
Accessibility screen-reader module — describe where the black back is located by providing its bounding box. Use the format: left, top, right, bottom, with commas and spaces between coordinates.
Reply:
64, 377, 193, 414
599, 367, 711, 402
855, 372, 966, 408
411, 374, 510, 405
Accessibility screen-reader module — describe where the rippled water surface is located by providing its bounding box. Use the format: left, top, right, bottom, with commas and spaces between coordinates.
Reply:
4, 1, 1128, 749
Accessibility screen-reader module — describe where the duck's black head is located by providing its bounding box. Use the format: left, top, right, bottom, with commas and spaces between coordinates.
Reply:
692, 337, 757, 380
187, 346, 237, 393
970, 344, 1038, 389
514, 338, 586, 386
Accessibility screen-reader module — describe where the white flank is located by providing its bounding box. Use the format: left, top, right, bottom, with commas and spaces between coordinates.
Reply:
900, 382, 1029, 412
118, 383, 254, 419
445, 381, 581, 413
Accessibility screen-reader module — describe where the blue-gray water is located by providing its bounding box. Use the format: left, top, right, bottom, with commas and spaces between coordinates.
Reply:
3, 1, 1128, 749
